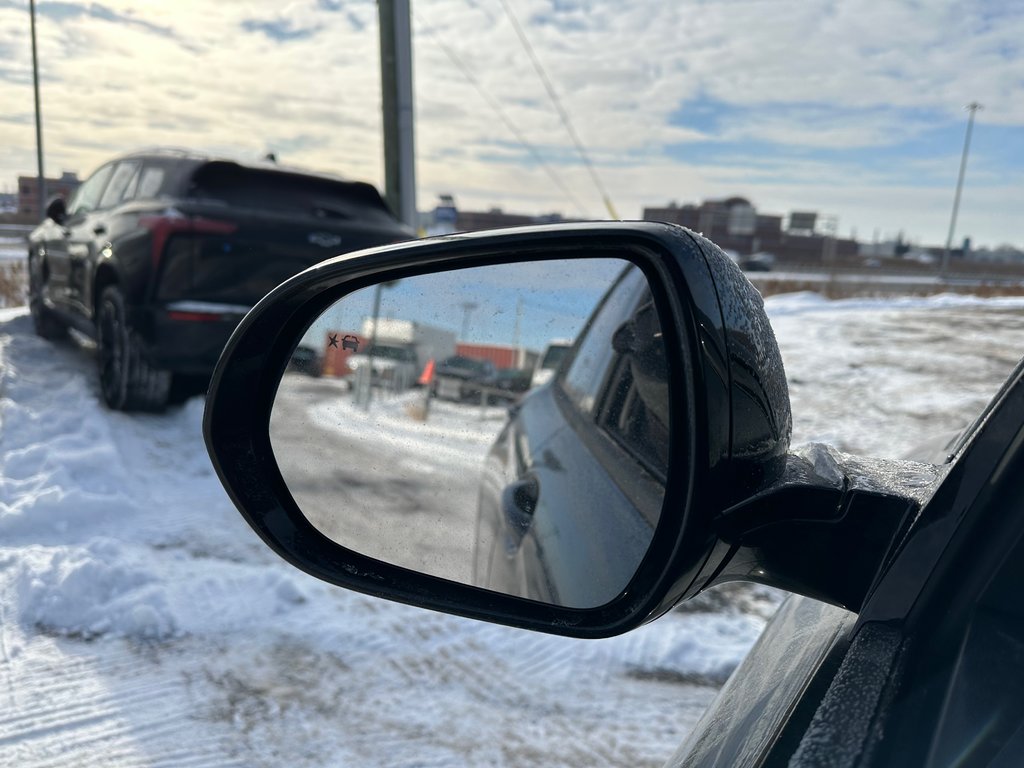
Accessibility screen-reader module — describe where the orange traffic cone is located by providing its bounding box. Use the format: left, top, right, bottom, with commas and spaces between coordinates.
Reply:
418, 358, 436, 386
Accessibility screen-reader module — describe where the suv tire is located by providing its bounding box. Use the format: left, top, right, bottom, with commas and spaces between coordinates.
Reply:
28, 254, 68, 341
96, 286, 171, 412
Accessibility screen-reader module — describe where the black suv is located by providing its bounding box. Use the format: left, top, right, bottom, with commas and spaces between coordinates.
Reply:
27, 150, 412, 411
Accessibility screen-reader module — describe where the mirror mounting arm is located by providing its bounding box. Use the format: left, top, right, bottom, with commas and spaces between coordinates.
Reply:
705, 445, 944, 612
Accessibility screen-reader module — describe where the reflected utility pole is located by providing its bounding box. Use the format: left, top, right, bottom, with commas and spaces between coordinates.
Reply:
942, 102, 982, 274
360, 280, 400, 411
459, 301, 478, 340
30, 0, 46, 220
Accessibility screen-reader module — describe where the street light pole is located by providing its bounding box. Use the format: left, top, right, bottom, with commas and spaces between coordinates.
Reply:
29, 0, 46, 221
942, 102, 982, 273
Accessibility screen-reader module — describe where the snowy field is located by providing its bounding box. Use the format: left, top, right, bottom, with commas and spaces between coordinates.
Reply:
1, 291, 1024, 766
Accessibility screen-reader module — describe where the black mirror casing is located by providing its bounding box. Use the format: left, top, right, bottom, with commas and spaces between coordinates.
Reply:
203, 222, 794, 637
45, 196, 66, 224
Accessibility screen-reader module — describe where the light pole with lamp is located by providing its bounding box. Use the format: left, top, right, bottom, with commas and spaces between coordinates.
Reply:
30, 0, 46, 220
942, 102, 982, 274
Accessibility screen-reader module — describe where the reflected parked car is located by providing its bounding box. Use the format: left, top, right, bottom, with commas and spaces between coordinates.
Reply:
287, 344, 322, 377
27, 149, 412, 411
433, 355, 499, 401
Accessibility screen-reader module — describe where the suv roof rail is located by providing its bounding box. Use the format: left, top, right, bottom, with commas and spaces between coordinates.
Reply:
122, 147, 208, 161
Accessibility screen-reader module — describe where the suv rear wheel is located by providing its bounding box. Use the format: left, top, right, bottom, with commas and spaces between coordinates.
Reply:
96, 286, 171, 412
28, 253, 68, 341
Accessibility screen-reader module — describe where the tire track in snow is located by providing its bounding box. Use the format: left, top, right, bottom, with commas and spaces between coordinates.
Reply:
0, 635, 246, 767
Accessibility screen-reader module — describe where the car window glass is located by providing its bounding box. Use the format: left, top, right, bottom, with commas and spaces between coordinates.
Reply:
98, 162, 140, 209
561, 265, 647, 414
136, 167, 166, 199
119, 163, 142, 202
68, 164, 114, 217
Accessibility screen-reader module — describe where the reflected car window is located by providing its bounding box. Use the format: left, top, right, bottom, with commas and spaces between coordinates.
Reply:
561, 265, 648, 414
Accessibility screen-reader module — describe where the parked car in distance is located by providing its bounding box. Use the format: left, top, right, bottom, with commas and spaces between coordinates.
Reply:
27, 149, 413, 411
740, 251, 775, 272
345, 318, 456, 392
286, 344, 322, 377
433, 355, 499, 401
530, 339, 572, 388
490, 367, 533, 400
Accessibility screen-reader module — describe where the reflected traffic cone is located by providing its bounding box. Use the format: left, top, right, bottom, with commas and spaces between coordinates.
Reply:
418, 358, 436, 386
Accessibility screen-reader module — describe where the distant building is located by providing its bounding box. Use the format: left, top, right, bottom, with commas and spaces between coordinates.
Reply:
17, 172, 81, 221
643, 197, 857, 263
422, 194, 568, 235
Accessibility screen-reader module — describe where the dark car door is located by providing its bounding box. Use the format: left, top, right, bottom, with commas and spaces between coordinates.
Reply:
46, 163, 114, 312
476, 265, 669, 608
66, 160, 140, 314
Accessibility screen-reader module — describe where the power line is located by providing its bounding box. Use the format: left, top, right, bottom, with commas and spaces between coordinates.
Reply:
414, 12, 590, 218
495, 0, 618, 219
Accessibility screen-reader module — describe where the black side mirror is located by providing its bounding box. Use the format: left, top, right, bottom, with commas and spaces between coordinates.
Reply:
45, 196, 67, 224
204, 223, 926, 638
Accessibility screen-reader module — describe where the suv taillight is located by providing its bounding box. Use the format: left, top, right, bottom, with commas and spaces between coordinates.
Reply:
138, 211, 238, 269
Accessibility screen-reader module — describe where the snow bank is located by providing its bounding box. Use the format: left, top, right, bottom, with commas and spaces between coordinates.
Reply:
765, 290, 1024, 316
14, 538, 309, 641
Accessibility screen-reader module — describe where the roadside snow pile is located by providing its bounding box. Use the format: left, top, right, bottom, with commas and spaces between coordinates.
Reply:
16, 539, 176, 640
13, 537, 310, 641
765, 290, 1024, 317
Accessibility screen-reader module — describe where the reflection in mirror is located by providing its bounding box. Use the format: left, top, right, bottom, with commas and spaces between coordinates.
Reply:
270, 257, 671, 609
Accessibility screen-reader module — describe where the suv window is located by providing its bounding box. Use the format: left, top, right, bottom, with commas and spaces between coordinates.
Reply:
67, 164, 114, 217
136, 167, 167, 199
98, 161, 140, 209
560, 265, 647, 414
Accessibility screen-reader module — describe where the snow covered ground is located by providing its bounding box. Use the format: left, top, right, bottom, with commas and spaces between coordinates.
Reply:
1, 291, 1023, 766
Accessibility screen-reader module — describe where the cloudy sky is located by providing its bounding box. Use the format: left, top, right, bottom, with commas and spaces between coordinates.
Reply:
1, 0, 1021, 247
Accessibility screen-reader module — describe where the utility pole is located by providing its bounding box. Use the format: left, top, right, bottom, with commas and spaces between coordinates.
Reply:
30, 0, 46, 221
942, 102, 982, 274
378, 0, 417, 228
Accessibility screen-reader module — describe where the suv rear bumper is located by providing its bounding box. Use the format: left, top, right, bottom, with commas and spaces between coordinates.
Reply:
137, 301, 252, 375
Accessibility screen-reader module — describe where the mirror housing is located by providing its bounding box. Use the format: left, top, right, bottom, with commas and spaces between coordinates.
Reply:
45, 196, 66, 224
204, 223, 807, 636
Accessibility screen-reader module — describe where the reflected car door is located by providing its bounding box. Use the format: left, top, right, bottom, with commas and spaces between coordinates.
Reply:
47, 163, 114, 311
477, 266, 667, 608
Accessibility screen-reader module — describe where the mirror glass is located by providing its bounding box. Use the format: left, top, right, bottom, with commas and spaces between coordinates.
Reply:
270, 256, 672, 609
